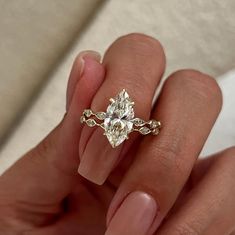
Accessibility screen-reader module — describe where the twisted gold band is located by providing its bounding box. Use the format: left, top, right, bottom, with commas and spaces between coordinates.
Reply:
80, 109, 161, 135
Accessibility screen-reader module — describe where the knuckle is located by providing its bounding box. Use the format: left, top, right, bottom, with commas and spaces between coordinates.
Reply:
169, 221, 203, 235
104, 33, 166, 99
167, 69, 222, 107
118, 32, 162, 48
115, 33, 165, 58
149, 130, 187, 172
148, 139, 185, 179
152, 145, 178, 171
32, 139, 52, 162
34, 133, 57, 159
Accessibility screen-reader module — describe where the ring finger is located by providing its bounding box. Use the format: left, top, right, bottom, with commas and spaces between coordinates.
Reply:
78, 33, 166, 185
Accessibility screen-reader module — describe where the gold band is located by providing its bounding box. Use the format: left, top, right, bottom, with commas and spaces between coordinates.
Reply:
80, 109, 161, 135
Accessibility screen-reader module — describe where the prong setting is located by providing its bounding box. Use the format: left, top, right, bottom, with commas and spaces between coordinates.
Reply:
109, 98, 115, 103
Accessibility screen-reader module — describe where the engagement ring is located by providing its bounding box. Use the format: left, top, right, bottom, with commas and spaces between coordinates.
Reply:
80, 89, 161, 148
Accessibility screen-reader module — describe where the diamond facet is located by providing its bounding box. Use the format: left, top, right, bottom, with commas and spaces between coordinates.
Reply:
139, 126, 151, 135
104, 89, 134, 148
133, 118, 145, 126
95, 112, 106, 120
86, 119, 96, 127
84, 109, 92, 117
148, 120, 161, 129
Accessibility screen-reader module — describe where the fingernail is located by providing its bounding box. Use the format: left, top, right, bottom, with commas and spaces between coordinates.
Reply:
66, 50, 101, 111
105, 191, 157, 235
78, 127, 124, 185
78, 50, 101, 76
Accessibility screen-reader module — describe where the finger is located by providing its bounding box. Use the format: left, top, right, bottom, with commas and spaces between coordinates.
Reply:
105, 70, 222, 235
0, 54, 105, 225
25, 185, 106, 235
78, 33, 166, 185
66, 50, 101, 111
157, 147, 235, 235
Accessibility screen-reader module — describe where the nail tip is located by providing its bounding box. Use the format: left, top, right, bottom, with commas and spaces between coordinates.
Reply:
78, 50, 101, 62
78, 166, 105, 185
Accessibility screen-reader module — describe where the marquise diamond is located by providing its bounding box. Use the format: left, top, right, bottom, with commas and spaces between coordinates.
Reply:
104, 89, 134, 148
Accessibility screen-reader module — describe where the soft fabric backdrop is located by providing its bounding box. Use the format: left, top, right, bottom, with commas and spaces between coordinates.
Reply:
0, 0, 235, 173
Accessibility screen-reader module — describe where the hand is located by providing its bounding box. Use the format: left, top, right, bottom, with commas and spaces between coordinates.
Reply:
0, 33, 234, 235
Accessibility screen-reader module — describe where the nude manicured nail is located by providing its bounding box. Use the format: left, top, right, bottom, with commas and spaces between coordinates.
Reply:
66, 50, 101, 111
105, 191, 157, 235
79, 50, 101, 61
78, 127, 124, 185
79, 50, 101, 75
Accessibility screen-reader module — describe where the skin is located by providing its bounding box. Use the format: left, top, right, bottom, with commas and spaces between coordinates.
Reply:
0, 33, 234, 235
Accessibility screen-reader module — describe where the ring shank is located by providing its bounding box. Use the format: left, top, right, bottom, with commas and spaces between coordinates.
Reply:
80, 109, 161, 136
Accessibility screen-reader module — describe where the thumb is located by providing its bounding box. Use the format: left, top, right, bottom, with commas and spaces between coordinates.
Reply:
0, 51, 105, 208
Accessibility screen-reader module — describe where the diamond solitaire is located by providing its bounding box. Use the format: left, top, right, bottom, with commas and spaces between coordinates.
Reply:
80, 89, 161, 148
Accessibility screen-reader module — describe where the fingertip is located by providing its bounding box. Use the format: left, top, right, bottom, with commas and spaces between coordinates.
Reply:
82, 56, 105, 89
80, 50, 101, 64
78, 163, 105, 185
56, 54, 105, 173
66, 50, 103, 111
68, 55, 105, 116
